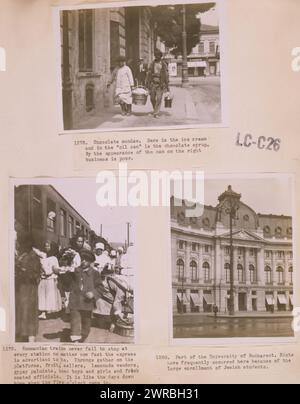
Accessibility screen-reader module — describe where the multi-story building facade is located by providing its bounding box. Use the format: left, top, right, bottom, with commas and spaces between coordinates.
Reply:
171, 187, 294, 314
188, 24, 220, 77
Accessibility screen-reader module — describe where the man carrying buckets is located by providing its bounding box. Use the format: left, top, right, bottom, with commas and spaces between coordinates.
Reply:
147, 50, 170, 119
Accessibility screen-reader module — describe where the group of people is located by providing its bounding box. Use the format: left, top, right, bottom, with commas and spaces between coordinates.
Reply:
15, 232, 134, 343
107, 49, 170, 119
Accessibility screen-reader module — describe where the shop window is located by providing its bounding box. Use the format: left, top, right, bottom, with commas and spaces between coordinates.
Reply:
60, 209, 67, 237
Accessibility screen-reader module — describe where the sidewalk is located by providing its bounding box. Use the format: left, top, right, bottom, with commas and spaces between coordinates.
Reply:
74, 79, 221, 130
174, 312, 293, 320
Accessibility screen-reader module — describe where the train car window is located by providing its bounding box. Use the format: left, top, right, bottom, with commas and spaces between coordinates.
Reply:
68, 216, 74, 238
47, 198, 56, 232
60, 209, 67, 237
32, 186, 43, 230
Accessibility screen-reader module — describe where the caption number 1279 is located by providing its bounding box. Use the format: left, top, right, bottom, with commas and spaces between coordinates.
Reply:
236, 133, 281, 152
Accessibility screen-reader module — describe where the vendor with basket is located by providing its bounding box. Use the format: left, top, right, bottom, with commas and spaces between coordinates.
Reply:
147, 50, 170, 119
108, 55, 135, 117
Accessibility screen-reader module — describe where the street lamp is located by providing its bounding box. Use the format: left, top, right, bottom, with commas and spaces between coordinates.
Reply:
181, 4, 189, 87
218, 186, 241, 316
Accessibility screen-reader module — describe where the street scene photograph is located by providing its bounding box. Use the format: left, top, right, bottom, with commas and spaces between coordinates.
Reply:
170, 175, 295, 339
58, 1, 224, 132
13, 179, 136, 344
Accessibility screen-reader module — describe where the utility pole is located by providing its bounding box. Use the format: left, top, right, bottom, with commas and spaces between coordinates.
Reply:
181, 4, 189, 87
127, 222, 131, 247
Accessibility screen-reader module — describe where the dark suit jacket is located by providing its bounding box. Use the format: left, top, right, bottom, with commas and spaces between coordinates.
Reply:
68, 266, 102, 311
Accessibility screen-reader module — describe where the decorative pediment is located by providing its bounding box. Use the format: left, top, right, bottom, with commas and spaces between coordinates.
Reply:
221, 229, 264, 242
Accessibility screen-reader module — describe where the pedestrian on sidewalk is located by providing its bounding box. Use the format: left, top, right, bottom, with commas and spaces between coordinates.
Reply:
108, 56, 134, 117
147, 50, 169, 118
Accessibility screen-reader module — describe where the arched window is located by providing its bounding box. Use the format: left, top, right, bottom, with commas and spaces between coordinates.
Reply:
265, 266, 272, 284
225, 263, 230, 283
190, 261, 198, 282
277, 266, 284, 284
289, 267, 293, 285
249, 264, 257, 283
177, 259, 185, 282
203, 262, 210, 282
237, 264, 245, 283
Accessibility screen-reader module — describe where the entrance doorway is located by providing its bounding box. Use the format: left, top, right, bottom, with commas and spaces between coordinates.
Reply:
238, 293, 247, 311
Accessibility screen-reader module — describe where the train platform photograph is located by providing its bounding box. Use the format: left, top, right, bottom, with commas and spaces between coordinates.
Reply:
12, 179, 136, 344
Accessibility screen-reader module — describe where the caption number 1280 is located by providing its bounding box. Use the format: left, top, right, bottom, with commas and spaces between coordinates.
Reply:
236, 133, 281, 152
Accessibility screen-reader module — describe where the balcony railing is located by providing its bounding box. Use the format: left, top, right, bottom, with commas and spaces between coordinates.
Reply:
191, 279, 200, 284
178, 277, 187, 283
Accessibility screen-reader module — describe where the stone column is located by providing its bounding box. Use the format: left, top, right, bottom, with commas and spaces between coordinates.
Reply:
185, 288, 191, 313
247, 290, 252, 312
233, 247, 238, 284
257, 290, 266, 312
199, 244, 204, 284
274, 290, 278, 312
271, 250, 276, 285
234, 291, 239, 312
245, 248, 250, 285
257, 247, 265, 286
185, 242, 191, 283
284, 252, 289, 287
198, 289, 204, 313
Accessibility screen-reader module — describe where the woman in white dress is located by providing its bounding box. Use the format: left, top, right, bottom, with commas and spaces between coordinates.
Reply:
108, 56, 134, 116
36, 241, 62, 319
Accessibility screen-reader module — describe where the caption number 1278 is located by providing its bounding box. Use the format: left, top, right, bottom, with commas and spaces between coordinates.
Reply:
236, 133, 281, 152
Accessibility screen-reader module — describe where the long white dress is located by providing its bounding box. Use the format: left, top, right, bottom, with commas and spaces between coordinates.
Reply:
115, 65, 134, 105
38, 256, 62, 313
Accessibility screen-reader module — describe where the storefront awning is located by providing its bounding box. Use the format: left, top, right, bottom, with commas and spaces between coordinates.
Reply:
278, 294, 287, 305
188, 61, 207, 68
190, 293, 201, 307
203, 293, 214, 305
266, 295, 274, 305
290, 295, 294, 306
177, 293, 189, 305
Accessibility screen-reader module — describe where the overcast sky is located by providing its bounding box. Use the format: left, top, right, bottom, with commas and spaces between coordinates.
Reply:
199, 5, 219, 26
50, 178, 135, 244
197, 175, 293, 216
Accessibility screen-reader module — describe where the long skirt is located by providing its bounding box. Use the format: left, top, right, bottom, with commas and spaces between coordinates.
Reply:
15, 282, 39, 338
38, 278, 62, 313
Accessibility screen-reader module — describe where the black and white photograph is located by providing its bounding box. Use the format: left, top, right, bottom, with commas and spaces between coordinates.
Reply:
170, 175, 295, 340
12, 179, 136, 344
57, 0, 225, 132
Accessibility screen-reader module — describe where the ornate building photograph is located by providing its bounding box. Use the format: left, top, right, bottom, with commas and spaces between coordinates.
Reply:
170, 176, 295, 339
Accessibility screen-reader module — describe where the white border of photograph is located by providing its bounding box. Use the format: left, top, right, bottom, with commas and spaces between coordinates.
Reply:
167, 172, 298, 346
53, 0, 229, 135
9, 177, 140, 346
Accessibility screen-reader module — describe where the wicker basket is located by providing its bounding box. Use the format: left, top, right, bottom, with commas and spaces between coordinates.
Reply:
132, 86, 149, 106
